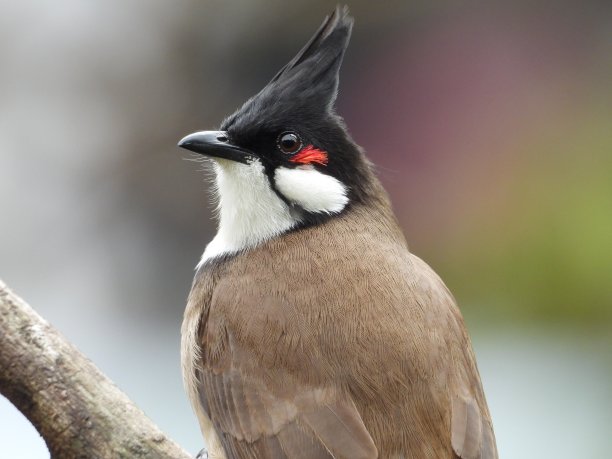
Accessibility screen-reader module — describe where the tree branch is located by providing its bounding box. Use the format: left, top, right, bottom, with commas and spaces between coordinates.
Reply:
0, 279, 193, 459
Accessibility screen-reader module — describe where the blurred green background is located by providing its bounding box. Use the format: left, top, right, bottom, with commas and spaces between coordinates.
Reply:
1, 0, 611, 458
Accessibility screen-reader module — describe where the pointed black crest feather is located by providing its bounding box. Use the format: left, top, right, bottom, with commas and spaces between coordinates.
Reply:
222, 6, 353, 133
270, 5, 353, 84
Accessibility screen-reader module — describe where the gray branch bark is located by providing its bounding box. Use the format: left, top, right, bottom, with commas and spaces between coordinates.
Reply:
0, 279, 192, 459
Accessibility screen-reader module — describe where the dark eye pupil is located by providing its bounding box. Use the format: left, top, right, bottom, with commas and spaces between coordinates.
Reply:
279, 132, 302, 153
282, 137, 296, 148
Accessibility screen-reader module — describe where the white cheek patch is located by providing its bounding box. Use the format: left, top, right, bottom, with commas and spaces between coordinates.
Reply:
274, 166, 349, 214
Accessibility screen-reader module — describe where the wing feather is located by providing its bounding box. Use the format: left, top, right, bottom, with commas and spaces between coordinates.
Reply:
451, 394, 483, 458
197, 346, 376, 458
302, 400, 378, 459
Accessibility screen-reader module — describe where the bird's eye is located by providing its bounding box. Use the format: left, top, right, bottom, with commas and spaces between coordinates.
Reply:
277, 132, 302, 154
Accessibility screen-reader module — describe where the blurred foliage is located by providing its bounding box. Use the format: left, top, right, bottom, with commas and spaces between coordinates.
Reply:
438, 99, 612, 328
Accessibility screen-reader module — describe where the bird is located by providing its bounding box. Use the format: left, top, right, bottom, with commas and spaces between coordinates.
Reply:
177, 6, 497, 459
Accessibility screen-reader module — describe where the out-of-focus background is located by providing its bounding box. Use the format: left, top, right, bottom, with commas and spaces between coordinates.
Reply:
1, 0, 610, 457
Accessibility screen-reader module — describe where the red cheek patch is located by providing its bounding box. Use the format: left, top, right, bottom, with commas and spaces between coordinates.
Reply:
289, 145, 329, 166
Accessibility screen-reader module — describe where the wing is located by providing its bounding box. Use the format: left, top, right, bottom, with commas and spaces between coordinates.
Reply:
409, 255, 498, 459
194, 283, 377, 459
198, 365, 376, 459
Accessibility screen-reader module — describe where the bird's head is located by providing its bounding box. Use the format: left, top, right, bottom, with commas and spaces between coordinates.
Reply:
179, 6, 379, 262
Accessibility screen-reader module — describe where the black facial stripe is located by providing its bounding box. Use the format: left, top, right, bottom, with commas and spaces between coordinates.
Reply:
259, 158, 293, 208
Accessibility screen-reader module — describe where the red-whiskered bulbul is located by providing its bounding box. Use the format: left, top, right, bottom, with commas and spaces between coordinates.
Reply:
177, 6, 497, 459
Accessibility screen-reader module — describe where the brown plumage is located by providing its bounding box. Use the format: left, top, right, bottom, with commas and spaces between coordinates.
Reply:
179, 6, 497, 459
182, 180, 497, 458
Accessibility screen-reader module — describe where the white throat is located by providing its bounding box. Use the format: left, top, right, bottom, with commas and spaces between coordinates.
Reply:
199, 160, 298, 265
198, 159, 348, 267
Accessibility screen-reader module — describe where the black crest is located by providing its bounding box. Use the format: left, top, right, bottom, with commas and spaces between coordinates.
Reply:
268, 5, 353, 109
223, 6, 353, 134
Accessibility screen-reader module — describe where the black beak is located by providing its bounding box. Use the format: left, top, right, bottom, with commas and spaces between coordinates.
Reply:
177, 131, 253, 164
